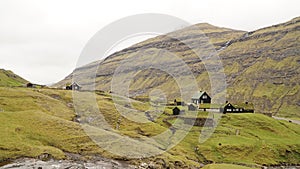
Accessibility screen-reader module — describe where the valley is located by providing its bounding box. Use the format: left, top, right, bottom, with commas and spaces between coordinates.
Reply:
0, 16, 300, 168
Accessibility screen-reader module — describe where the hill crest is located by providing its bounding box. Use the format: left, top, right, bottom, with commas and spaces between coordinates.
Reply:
0, 68, 28, 87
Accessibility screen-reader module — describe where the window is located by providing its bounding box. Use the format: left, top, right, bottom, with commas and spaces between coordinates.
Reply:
202, 95, 207, 99
226, 109, 231, 111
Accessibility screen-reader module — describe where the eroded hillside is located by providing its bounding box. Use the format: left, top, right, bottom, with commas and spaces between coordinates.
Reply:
54, 17, 300, 119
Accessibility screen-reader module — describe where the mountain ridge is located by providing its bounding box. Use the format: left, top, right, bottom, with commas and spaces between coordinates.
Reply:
54, 16, 300, 119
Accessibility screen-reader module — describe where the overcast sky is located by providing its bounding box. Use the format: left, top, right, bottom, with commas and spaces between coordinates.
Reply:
0, 0, 299, 85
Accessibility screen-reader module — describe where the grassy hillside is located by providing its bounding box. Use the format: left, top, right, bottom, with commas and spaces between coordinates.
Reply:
219, 17, 300, 119
0, 69, 28, 87
196, 114, 300, 165
0, 87, 299, 168
0, 87, 95, 160
54, 17, 300, 120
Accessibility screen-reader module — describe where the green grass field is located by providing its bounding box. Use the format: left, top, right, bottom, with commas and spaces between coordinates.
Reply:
0, 87, 299, 168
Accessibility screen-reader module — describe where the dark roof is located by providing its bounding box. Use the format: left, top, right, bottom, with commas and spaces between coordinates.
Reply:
233, 102, 254, 110
198, 102, 254, 110
223, 102, 233, 107
223, 102, 254, 110
173, 107, 180, 110
71, 82, 81, 87
191, 91, 206, 99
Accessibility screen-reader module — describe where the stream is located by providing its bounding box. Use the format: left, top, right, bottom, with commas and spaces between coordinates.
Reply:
0, 158, 135, 169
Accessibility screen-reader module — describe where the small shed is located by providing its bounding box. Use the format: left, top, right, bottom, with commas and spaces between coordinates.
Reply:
172, 107, 180, 115
191, 91, 211, 105
174, 99, 185, 106
26, 83, 45, 88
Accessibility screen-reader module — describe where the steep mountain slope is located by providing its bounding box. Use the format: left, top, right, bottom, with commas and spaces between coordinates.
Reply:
55, 17, 300, 119
0, 69, 28, 87
219, 17, 300, 118
54, 22, 245, 89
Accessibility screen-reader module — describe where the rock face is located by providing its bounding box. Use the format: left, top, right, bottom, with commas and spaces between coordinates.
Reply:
54, 17, 300, 118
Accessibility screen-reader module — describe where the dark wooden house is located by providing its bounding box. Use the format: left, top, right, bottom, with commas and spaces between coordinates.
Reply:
66, 82, 82, 90
191, 91, 211, 105
220, 102, 254, 114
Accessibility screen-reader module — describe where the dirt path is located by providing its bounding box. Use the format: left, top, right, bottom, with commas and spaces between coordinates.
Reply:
273, 116, 300, 125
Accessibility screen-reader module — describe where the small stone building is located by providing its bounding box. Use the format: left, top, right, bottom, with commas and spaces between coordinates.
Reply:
188, 103, 197, 111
